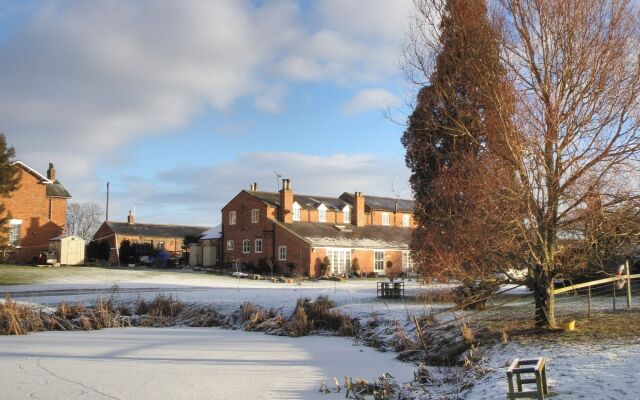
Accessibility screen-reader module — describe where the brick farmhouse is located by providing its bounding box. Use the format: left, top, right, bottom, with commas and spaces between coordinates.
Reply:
93, 210, 210, 264
221, 179, 416, 278
1, 161, 71, 262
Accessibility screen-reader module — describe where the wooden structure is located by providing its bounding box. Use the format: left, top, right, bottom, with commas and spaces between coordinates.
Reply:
376, 281, 404, 299
48, 236, 85, 266
507, 357, 549, 400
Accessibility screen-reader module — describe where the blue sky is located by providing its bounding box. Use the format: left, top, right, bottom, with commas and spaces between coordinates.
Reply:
0, 0, 416, 227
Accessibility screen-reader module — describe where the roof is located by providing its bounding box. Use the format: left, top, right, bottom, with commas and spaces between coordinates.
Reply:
12, 161, 72, 199
340, 193, 414, 213
249, 190, 414, 212
276, 221, 412, 250
46, 181, 72, 198
201, 224, 222, 240
105, 222, 211, 238
11, 161, 52, 183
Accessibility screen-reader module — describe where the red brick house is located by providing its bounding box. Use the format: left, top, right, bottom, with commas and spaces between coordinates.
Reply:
93, 211, 211, 264
221, 179, 417, 277
1, 161, 71, 262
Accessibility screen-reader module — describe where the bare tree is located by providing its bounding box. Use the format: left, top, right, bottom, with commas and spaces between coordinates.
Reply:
404, 0, 640, 328
66, 202, 103, 241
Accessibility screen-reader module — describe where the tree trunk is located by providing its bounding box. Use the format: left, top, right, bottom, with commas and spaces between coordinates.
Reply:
534, 265, 556, 328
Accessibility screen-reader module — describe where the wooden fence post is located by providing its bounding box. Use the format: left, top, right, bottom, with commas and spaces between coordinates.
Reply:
613, 282, 616, 311
626, 260, 632, 309
587, 286, 592, 317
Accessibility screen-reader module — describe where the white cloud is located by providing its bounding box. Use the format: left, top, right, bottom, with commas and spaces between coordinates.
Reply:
0, 0, 415, 218
108, 152, 411, 226
342, 89, 399, 115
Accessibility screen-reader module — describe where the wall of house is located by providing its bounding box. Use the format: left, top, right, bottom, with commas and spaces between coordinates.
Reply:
312, 248, 406, 278
222, 191, 276, 269
1, 169, 66, 262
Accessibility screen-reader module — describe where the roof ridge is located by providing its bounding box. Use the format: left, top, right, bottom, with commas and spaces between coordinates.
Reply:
108, 221, 210, 229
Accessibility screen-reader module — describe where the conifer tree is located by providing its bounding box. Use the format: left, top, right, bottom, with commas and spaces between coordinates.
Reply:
0, 134, 20, 247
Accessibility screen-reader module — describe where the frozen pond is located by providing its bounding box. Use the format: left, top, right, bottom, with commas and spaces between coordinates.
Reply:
0, 327, 413, 400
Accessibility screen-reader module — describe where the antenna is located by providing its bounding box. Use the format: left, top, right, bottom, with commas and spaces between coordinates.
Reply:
274, 170, 282, 192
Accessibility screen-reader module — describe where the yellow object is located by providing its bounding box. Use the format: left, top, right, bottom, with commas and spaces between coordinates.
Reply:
562, 320, 576, 332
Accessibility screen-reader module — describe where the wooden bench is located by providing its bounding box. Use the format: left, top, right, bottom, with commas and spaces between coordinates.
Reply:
507, 357, 549, 400
376, 282, 405, 299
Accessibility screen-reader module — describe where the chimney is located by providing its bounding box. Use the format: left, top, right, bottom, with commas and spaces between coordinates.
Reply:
127, 209, 135, 224
279, 178, 293, 223
47, 163, 56, 181
354, 192, 366, 227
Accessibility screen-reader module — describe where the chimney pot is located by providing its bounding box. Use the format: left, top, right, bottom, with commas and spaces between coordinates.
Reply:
127, 210, 135, 224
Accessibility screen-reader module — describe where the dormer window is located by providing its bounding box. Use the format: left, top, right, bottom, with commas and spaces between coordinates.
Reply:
318, 204, 328, 222
293, 202, 301, 221
382, 212, 390, 226
343, 206, 351, 224
402, 214, 410, 227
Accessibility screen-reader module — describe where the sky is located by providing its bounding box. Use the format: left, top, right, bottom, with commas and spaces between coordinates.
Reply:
0, 0, 417, 227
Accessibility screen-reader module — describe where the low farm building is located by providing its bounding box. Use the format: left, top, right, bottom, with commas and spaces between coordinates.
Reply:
221, 179, 417, 278
93, 211, 210, 264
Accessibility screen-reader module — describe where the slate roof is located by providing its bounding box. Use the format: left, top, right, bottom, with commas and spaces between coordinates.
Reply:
249, 191, 350, 211
46, 181, 72, 198
12, 161, 72, 199
340, 193, 414, 213
276, 221, 412, 249
106, 222, 210, 238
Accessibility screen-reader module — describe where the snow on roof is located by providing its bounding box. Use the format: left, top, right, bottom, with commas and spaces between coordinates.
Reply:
201, 224, 222, 240
11, 160, 52, 183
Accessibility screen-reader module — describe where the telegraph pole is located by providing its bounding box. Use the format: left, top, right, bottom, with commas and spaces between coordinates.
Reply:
106, 181, 110, 221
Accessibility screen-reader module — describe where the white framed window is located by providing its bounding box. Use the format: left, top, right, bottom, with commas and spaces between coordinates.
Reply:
278, 245, 287, 261
382, 212, 390, 226
242, 239, 250, 254
8, 219, 21, 247
293, 202, 301, 221
226, 240, 234, 250
402, 251, 415, 272
255, 239, 262, 253
251, 209, 259, 223
402, 214, 410, 227
343, 206, 351, 224
318, 204, 327, 223
229, 211, 236, 225
374, 251, 384, 271
326, 248, 352, 275
156, 241, 165, 251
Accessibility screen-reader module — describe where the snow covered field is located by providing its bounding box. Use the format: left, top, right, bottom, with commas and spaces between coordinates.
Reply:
2, 266, 640, 399
0, 327, 413, 400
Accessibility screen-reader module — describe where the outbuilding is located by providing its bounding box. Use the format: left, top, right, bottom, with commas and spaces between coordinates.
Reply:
48, 236, 85, 265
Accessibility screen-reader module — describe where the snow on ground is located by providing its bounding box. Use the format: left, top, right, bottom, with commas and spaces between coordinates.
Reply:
0, 327, 413, 400
1, 268, 456, 319
468, 338, 640, 400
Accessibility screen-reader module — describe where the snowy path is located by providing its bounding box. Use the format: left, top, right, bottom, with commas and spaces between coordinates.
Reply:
0, 327, 413, 400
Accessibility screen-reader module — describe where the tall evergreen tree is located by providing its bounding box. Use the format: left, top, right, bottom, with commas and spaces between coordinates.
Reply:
402, 0, 512, 284
0, 134, 20, 247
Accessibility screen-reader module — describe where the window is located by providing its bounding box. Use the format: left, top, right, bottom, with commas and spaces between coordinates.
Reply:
318, 204, 327, 222
326, 249, 352, 275
229, 211, 236, 225
381, 212, 390, 226
251, 209, 259, 223
242, 239, 250, 254
293, 202, 301, 221
255, 239, 262, 253
156, 241, 165, 251
402, 251, 415, 272
402, 214, 410, 227
8, 220, 21, 247
343, 207, 351, 224
278, 245, 287, 261
374, 251, 384, 271
226, 240, 234, 250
